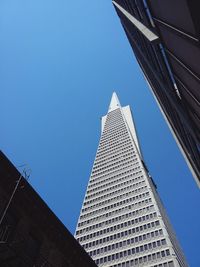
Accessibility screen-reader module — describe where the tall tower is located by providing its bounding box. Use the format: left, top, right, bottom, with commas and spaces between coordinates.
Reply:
75, 93, 188, 267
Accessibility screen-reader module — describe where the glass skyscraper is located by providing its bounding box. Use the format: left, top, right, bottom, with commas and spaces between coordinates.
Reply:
112, 0, 200, 186
75, 93, 188, 267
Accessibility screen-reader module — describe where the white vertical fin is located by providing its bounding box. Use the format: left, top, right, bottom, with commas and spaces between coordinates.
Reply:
122, 105, 142, 157
113, 1, 159, 42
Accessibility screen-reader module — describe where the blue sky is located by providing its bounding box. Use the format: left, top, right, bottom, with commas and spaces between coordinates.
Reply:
1, 0, 200, 266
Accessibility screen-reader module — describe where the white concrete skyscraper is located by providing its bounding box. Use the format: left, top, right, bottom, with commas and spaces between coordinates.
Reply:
75, 93, 188, 267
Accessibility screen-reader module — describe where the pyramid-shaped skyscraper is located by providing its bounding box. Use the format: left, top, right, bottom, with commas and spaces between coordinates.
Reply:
75, 93, 187, 267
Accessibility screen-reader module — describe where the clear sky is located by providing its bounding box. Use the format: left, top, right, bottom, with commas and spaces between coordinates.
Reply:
1, 0, 200, 266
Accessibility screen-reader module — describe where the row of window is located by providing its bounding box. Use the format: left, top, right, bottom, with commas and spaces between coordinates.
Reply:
108, 257, 174, 267
106, 111, 122, 118
91, 156, 139, 179
80, 195, 152, 220
103, 111, 123, 124
103, 120, 125, 132
103, 117, 124, 131
85, 179, 145, 201
105, 112, 123, 121
90, 154, 137, 184
87, 174, 144, 205
105, 114, 123, 123
96, 139, 132, 158
96, 133, 132, 158
97, 135, 130, 153
99, 130, 128, 146
82, 191, 150, 216
99, 130, 128, 145
88, 158, 138, 188
87, 166, 141, 194
76, 211, 157, 237
94, 248, 170, 265
99, 131, 129, 148
105, 112, 123, 122
91, 157, 137, 181
78, 203, 154, 228
103, 121, 123, 129
100, 121, 126, 138
99, 131, 128, 147
90, 159, 138, 180
92, 151, 136, 174
101, 124, 127, 139
107, 108, 121, 115
83, 228, 163, 250
78, 220, 160, 243
88, 229, 163, 253
95, 144, 134, 163
101, 127, 127, 140
82, 180, 146, 212
106, 112, 121, 119
82, 186, 148, 222
76, 212, 157, 235
89, 238, 167, 257
104, 113, 123, 124
92, 154, 137, 175
106, 112, 121, 121
84, 183, 147, 210
95, 142, 134, 164
96, 140, 133, 163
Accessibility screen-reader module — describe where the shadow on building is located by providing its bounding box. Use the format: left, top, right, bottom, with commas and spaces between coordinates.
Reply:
0, 151, 97, 267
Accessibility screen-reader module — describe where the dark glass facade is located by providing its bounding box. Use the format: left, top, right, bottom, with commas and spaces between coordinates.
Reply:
113, 0, 200, 186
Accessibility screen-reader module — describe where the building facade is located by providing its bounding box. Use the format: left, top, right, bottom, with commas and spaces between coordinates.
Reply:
75, 93, 188, 267
112, 0, 200, 187
0, 151, 97, 267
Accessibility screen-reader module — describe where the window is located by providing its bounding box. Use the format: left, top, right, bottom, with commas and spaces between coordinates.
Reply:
157, 252, 161, 259
168, 261, 174, 267
161, 251, 165, 257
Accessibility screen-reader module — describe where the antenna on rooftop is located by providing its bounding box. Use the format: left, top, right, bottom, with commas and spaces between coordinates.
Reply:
0, 164, 31, 226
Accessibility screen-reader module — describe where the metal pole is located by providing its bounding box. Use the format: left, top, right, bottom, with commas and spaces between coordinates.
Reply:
0, 173, 23, 227
0, 166, 31, 227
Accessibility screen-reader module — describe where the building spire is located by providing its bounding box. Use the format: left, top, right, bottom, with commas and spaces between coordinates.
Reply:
108, 92, 121, 112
